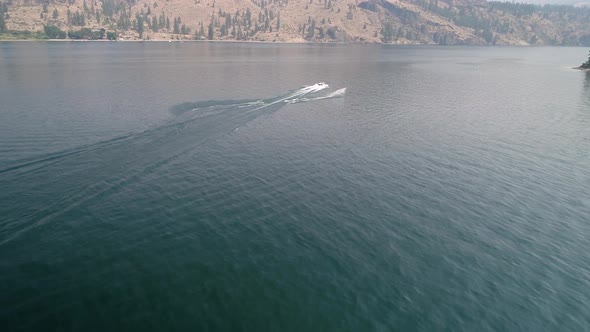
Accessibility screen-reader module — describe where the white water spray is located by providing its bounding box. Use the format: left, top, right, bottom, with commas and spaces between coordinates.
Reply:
284, 85, 346, 104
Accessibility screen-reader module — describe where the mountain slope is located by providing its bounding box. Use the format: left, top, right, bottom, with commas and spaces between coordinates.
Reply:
1, 0, 589, 45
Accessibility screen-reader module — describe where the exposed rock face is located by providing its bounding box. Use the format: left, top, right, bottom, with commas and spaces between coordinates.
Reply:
1, 0, 590, 45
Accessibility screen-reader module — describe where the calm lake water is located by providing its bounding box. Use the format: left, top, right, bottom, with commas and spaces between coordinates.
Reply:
1, 42, 589, 331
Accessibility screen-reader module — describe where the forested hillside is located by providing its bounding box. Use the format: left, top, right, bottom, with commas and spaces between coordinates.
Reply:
1, 0, 589, 45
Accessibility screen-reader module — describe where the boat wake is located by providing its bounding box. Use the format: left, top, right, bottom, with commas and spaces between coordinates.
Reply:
1, 83, 345, 176
170, 82, 343, 115
284, 88, 347, 104
0, 83, 345, 245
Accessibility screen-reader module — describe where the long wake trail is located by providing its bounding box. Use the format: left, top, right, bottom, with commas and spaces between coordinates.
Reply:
0, 83, 345, 245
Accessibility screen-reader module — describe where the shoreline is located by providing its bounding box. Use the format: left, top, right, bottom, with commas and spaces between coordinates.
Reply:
0, 38, 332, 44
0, 36, 589, 48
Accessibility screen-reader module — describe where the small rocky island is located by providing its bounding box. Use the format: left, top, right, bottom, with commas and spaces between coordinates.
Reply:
578, 51, 590, 70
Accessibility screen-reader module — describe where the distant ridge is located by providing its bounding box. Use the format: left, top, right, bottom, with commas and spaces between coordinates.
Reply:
1, 0, 590, 45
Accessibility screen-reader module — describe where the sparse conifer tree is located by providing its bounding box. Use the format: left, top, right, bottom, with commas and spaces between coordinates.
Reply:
152, 16, 158, 32
582, 50, 590, 68
307, 19, 315, 39
136, 14, 144, 38
208, 15, 214, 40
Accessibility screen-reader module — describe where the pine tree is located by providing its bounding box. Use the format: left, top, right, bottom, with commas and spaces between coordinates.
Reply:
53, 8, 59, 19
245, 8, 251, 29
583, 50, 590, 69
152, 16, 158, 32
381, 21, 395, 43
208, 14, 215, 40
207, 21, 214, 40
0, 13, 5, 32
225, 13, 231, 30
307, 19, 315, 39
173, 17, 180, 34
136, 15, 144, 39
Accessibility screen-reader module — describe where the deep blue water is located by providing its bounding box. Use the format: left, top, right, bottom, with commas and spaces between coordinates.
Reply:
1, 42, 589, 331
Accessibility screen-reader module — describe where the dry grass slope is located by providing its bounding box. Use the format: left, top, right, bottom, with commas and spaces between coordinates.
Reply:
1, 0, 590, 45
